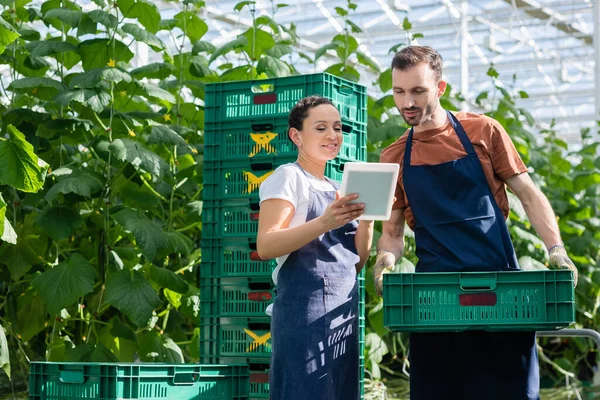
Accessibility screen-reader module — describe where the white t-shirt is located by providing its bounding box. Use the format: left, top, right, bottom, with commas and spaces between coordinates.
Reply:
258, 163, 339, 286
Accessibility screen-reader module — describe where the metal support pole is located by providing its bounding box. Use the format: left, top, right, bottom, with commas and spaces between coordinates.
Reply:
537, 329, 600, 349
460, 0, 469, 109
594, 0, 600, 135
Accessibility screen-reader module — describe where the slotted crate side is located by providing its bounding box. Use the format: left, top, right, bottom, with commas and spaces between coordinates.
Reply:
204, 73, 368, 125
383, 270, 575, 332
202, 158, 345, 201
201, 199, 260, 240
358, 269, 365, 400
204, 116, 366, 163
200, 276, 274, 318
200, 317, 272, 361
249, 366, 270, 399
28, 362, 250, 400
200, 238, 275, 279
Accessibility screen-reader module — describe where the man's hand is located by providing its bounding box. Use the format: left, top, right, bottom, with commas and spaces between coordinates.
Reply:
374, 250, 395, 296
548, 245, 578, 287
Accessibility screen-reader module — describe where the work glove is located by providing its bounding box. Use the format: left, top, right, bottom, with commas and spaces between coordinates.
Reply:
548, 245, 578, 287
374, 250, 395, 297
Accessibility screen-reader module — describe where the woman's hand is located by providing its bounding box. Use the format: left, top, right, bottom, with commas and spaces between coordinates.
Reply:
319, 191, 365, 231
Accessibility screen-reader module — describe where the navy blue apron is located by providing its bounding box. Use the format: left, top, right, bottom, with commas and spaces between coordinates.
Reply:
270, 163, 360, 400
402, 111, 540, 400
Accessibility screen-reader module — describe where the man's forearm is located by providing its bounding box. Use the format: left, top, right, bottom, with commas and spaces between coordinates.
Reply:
376, 234, 404, 261
520, 188, 562, 249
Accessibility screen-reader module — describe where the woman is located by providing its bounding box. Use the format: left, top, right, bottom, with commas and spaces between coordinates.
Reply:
257, 95, 373, 400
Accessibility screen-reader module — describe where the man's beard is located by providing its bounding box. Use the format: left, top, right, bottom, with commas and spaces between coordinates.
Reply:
401, 101, 437, 127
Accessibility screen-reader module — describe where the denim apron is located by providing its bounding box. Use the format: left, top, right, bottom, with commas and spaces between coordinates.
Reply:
269, 163, 360, 400
403, 111, 540, 400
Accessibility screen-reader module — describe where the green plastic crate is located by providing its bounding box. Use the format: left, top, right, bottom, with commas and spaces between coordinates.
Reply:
383, 270, 575, 332
200, 277, 274, 318
204, 73, 367, 125
249, 367, 269, 399
28, 362, 249, 400
200, 317, 272, 361
201, 199, 259, 240
200, 238, 275, 279
202, 158, 345, 201
204, 116, 366, 163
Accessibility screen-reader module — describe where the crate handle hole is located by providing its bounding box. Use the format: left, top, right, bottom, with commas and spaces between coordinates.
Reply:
173, 372, 200, 385
251, 83, 275, 93
251, 123, 274, 131
338, 85, 354, 96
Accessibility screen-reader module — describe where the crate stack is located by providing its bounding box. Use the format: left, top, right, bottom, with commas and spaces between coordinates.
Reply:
200, 73, 368, 399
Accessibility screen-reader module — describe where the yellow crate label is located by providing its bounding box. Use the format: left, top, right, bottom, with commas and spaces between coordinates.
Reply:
244, 170, 274, 193
249, 132, 278, 157
244, 328, 271, 353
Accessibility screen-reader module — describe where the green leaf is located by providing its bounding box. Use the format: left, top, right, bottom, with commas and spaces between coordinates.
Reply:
379, 68, 392, 92
70, 68, 132, 89
130, 62, 175, 80
148, 125, 187, 146
105, 270, 162, 327
164, 288, 181, 308
192, 40, 215, 54
138, 330, 183, 362
36, 205, 82, 241
487, 66, 499, 79
45, 170, 103, 202
87, 9, 118, 30
234, 1, 254, 11
209, 36, 248, 64
189, 55, 212, 78
44, 8, 82, 27
347, 20, 363, 34
149, 265, 188, 294
25, 40, 78, 58
241, 28, 275, 61
31, 254, 96, 315
334, 6, 347, 16
8, 77, 67, 100
0, 17, 20, 55
17, 28, 40, 41
53, 88, 112, 113
15, 291, 45, 342
402, 17, 412, 31
118, 0, 160, 33
65, 343, 118, 362
256, 55, 290, 77
78, 38, 134, 71
0, 125, 47, 193
109, 316, 136, 341
0, 229, 47, 279
574, 171, 600, 192
315, 42, 340, 61
180, 288, 200, 320
256, 15, 280, 34
174, 11, 208, 43
0, 194, 5, 238
365, 332, 388, 375
189, 328, 200, 360
332, 34, 358, 57
159, 19, 177, 31
265, 43, 292, 58
112, 208, 168, 260
324, 63, 360, 82
77, 14, 97, 36
356, 50, 380, 72
135, 81, 176, 104
121, 23, 165, 51
164, 231, 194, 256
49, 35, 81, 69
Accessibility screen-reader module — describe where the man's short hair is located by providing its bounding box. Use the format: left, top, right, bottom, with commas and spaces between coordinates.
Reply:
391, 46, 443, 81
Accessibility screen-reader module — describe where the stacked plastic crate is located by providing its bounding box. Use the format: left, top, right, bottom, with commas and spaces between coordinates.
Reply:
200, 73, 368, 399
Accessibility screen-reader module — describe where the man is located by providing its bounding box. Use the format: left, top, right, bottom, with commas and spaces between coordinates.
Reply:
373, 45, 578, 400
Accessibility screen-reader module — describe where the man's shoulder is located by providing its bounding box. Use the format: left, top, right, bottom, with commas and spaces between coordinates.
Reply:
380, 133, 409, 162
455, 111, 501, 129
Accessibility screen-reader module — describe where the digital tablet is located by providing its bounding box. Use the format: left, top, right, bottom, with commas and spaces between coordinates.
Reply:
340, 162, 400, 221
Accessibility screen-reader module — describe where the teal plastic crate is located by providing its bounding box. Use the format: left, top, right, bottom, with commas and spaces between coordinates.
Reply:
204, 116, 366, 163
202, 158, 345, 200
201, 198, 259, 240
204, 73, 367, 125
28, 362, 249, 400
200, 277, 274, 318
200, 317, 272, 361
200, 238, 275, 279
249, 367, 269, 399
383, 270, 575, 332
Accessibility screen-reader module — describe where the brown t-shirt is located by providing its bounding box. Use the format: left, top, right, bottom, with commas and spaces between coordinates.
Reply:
380, 111, 528, 230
